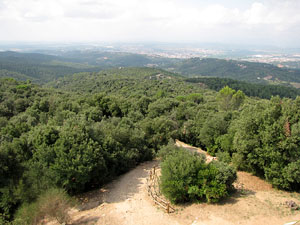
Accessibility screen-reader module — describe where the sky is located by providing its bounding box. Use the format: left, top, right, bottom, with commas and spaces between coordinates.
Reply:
0, 0, 300, 47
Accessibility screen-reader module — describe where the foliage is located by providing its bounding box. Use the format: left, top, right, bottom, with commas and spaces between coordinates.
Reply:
230, 97, 300, 189
171, 57, 300, 84
160, 148, 205, 203
157, 139, 179, 160
0, 51, 177, 84
14, 188, 74, 225
198, 112, 232, 155
160, 148, 236, 203
2, 64, 300, 221
186, 77, 300, 99
216, 86, 245, 111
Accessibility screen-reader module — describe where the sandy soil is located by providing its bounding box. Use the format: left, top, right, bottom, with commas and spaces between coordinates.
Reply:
175, 139, 216, 162
47, 143, 300, 225
68, 160, 180, 225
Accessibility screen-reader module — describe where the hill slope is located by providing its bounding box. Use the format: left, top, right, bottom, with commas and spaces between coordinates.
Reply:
185, 77, 300, 99
3, 51, 300, 89
167, 57, 300, 85
3, 67, 300, 223
46, 67, 191, 96
0, 51, 101, 83
0, 51, 177, 84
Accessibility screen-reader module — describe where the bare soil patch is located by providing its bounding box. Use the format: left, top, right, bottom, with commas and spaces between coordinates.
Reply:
291, 82, 300, 89
175, 139, 216, 162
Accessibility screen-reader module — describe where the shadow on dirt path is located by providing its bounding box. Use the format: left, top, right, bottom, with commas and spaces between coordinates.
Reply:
76, 160, 159, 211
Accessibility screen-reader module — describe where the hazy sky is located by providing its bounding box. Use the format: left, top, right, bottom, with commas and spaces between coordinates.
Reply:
0, 0, 299, 47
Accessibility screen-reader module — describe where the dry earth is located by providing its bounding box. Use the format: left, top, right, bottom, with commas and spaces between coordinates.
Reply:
47, 143, 300, 225
175, 139, 216, 162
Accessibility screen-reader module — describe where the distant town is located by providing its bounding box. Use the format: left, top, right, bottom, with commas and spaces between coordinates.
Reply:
102, 43, 300, 69
1, 42, 300, 69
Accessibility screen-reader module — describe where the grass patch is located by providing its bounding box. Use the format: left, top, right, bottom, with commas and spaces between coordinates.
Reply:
14, 188, 75, 225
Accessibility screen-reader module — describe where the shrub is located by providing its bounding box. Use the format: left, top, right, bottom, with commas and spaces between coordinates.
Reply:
160, 147, 236, 204
189, 164, 228, 203
160, 149, 204, 203
0, 214, 7, 225
210, 161, 237, 192
157, 139, 178, 161
282, 161, 300, 190
14, 188, 75, 225
216, 151, 231, 164
231, 153, 244, 170
158, 140, 206, 162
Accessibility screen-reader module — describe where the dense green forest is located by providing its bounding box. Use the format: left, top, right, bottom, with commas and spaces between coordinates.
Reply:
0, 48, 300, 223
1, 63, 300, 222
0, 52, 102, 83
167, 57, 300, 84
186, 77, 300, 99
0, 51, 175, 84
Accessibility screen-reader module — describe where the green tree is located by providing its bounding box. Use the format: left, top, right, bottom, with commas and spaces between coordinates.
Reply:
217, 86, 245, 111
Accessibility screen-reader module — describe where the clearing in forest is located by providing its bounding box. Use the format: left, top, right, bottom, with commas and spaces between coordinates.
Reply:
47, 143, 300, 225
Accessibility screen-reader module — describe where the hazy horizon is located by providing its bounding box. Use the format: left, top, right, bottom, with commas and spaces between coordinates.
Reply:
0, 0, 300, 48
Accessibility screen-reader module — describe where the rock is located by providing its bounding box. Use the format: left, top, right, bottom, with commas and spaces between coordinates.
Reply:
285, 200, 299, 210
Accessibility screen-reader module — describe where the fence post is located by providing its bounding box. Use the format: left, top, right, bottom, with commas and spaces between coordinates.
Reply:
167, 203, 169, 214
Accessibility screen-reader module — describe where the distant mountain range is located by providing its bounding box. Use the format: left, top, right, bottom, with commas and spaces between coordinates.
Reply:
1, 51, 300, 89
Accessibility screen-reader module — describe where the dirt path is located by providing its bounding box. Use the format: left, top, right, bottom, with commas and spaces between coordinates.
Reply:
175, 139, 216, 162
68, 160, 181, 225
48, 142, 300, 225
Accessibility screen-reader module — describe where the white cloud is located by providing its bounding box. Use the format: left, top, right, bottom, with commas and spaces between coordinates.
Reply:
0, 0, 299, 46
2, 0, 63, 21
244, 2, 266, 25
62, 0, 121, 20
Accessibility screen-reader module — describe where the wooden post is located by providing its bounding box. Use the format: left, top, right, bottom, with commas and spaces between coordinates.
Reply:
153, 166, 156, 175
167, 203, 169, 214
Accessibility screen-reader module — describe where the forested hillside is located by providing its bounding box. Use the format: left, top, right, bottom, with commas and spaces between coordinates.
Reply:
0, 51, 175, 84
186, 77, 300, 99
0, 51, 101, 83
4, 51, 300, 89
167, 57, 300, 84
46, 67, 186, 95
1, 67, 300, 223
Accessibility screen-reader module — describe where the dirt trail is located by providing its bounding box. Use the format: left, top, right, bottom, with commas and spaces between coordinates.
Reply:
48, 142, 300, 225
175, 139, 216, 162
67, 160, 181, 225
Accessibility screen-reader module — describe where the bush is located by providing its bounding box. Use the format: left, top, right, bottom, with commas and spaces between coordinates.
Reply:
189, 164, 228, 203
14, 188, 75, 225
216, 151, 231, 164
160, 147, 236, 204
210, 161, 237, 192
282, 161, 300, 190
158, 140, 206, 162
157, 139, 178, 161
231, 153, 244, 170
160, 149, 204, 203
0, 214, 7, 225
